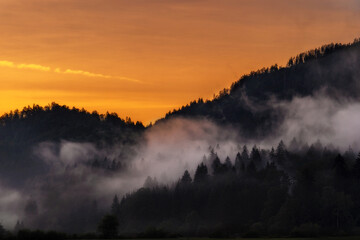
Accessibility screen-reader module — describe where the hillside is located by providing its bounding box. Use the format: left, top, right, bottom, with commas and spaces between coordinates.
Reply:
0, 103, 144, 186
162, 38, 360, 137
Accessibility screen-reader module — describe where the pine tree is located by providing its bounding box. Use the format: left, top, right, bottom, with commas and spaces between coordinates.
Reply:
333, 154, 348, 178
241, 145, 249, 162
225, 156, 233, 170
247, 160, 257, 173
180, 170, 192, 184
98, 214, 119, 238
276, 140, 287, 164
270, 147, 276, 162
250, 146, 262, 163
353, 153, 360, 179
111, 195, 120, 215
212, 156, 223, 175
194, 163, 208, 183
234, 152, 244, 174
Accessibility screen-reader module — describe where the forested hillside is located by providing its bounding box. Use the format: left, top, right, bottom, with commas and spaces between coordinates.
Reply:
162, 38, 360, 137
112, 141, 360, 237
0, 103, 144, 186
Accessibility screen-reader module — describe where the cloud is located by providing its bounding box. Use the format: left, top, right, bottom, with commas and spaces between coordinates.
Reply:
0, 60, 16, 68
63, 69, 112, 78
17, 63, 51, 72
0, 60, 142, 83
277, 94, 360, 150
60, 68, 142, 83
0, 60, 50, 72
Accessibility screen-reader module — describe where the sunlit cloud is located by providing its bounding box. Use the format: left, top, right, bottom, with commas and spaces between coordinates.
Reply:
58, 68, 142, 83
0, 60, 16, 68
0, 60, 50, 72
17, 63, 50, 72
1, 61, 141, 83
63, 69, 112, 78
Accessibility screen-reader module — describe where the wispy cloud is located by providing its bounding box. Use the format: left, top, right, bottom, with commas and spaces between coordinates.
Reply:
63, 69, 112, 78
0, 61, 15, 68
0, 60, 141, 83
17, 63, 51, 72
58, 68, 142, 83
0, 60, 50, 72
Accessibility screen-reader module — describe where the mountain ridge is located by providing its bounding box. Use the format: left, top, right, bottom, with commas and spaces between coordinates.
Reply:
159, 38, 360, 137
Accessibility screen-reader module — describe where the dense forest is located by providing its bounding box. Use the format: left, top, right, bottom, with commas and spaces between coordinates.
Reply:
0, 103, 144, 186
111, 140, 360, 237
1, 38, 360, 238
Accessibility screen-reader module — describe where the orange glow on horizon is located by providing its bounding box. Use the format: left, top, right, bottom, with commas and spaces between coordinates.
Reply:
0, 0, 359, 124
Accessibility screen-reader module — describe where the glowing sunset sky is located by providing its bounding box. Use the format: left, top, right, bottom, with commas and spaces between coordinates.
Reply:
0, 0, 359, 124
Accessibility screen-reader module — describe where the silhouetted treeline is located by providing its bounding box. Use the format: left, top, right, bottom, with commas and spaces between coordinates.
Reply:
162, 38, 360, 138
0, 102, 144, 144
287, 39, 360, 66
111, 140, 360, 237
0, 103, 144, 186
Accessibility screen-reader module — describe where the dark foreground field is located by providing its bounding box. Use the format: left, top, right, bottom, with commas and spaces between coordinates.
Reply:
75, 238, 360, 240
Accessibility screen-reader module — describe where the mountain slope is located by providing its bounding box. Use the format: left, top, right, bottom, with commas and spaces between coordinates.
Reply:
0, 103, 144, 186
161, 39, 360, 137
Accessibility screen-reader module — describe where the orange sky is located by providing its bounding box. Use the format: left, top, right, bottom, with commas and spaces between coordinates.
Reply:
0, 0, 359, 124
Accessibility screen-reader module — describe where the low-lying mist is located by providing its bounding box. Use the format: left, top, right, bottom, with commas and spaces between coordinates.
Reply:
1, 90, 360, 232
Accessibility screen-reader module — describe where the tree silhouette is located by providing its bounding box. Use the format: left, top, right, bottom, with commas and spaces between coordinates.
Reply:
98, 214, 119, 238
194, 163, 208, 183
180, 170, 192, 184
276, 140, 287, 164
111, 195, 120, 215
250, 146, 262, 163
352, 153, 360, 179
333, 154, 348, 178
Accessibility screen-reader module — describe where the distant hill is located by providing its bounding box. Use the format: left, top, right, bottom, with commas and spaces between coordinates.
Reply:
0, 103, 144, 186
0, 102, 144, 145
161, 38, 360, 137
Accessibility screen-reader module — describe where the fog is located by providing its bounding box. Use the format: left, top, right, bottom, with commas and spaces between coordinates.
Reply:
0, 184, 23, 229
278, 92, 360, 150
1, 89, 360, 231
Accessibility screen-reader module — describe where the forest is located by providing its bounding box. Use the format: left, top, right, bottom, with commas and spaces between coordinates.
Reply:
1, 38, 360, 239
112, 140, 360, 237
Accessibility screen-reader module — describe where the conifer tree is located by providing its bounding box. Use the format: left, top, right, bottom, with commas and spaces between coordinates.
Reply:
180, 170, 192, 184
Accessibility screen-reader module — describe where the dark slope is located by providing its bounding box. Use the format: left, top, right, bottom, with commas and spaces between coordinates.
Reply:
0, 102, 144, 144
0, 103, 144, 186
161, 39, 360, 137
